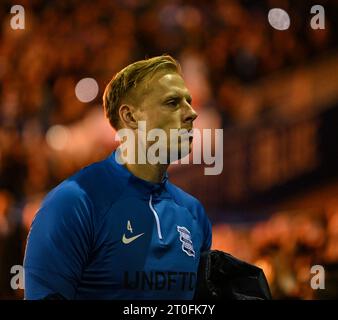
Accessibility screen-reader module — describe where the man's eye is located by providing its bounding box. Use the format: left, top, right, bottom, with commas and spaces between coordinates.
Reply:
166, 100, 178, 106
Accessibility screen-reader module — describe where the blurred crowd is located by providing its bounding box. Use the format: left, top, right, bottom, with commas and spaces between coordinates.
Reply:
213, 203, 338, 299
1, 0, 338, 299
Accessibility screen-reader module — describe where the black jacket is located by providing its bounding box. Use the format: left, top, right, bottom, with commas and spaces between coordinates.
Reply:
194, 250, 272, 300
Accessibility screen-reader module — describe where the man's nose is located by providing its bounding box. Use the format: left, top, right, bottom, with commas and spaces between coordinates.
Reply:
183, 103, 198, 123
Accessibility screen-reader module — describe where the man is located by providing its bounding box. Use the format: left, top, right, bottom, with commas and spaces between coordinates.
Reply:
24, 55, 212, 300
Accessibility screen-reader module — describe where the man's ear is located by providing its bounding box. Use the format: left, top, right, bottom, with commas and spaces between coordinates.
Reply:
118, 104, 139, 129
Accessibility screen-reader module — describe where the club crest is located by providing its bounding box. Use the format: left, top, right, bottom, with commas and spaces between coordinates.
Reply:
177, 226, 195, 257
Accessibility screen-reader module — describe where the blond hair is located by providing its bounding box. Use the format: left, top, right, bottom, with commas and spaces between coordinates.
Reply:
103, 55, 181, 129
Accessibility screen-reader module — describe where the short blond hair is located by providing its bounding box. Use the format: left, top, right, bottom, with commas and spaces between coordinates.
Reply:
103, 55, 181, 129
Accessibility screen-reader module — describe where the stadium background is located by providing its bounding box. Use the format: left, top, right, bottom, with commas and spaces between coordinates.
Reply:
0, 0, 338, 299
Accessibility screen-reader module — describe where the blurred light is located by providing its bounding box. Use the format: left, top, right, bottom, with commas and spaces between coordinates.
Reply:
176, 6, 201, 29
46, 125, 69, 150
268, 8, 290, 31
158, 4, 179, 28
75, 77, 99, 103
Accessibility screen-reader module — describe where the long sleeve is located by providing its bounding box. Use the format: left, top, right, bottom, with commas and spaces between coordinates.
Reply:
23, 181, 94, 299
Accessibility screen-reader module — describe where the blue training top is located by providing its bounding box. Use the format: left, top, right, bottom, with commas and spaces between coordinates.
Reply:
24, 151, 212, 300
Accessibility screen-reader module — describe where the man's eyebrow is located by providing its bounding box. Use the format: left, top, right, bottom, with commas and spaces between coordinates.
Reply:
163, 93, 192, 102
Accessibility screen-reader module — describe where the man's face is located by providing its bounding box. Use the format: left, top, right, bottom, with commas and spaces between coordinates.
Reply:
135, 70, 197, 161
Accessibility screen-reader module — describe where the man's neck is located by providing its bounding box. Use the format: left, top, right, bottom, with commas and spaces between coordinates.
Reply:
124, 162, 168, 183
